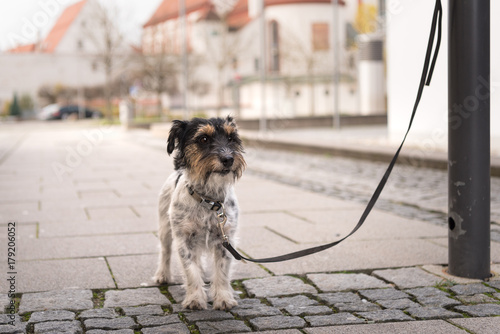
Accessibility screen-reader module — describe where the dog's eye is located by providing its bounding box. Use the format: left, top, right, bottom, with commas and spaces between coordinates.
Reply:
227, 134, 233, 142
198, 135, 209, 144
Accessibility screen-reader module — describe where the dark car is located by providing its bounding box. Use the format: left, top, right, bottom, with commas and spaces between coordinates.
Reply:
46, 105, 103, 120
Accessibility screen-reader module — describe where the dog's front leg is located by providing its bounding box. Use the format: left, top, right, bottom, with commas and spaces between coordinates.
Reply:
210, 245, 237, 310
177, 241, 207, 310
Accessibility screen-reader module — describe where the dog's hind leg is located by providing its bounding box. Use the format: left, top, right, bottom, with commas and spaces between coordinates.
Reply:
210, 245, 237, 310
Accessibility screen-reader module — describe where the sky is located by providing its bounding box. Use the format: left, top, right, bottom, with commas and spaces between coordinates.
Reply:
0, 0, 164, 51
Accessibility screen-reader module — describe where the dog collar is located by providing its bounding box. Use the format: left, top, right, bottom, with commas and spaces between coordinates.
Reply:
186, 185, 224, 214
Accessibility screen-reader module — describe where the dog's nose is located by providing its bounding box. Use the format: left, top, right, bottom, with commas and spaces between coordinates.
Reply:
220, 155, 234, 168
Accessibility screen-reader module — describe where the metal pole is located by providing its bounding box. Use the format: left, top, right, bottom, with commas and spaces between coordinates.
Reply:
179, 0, 189, 120
448, 0, 491, 279
259, 0, 267, 132
332, 0, 340, 130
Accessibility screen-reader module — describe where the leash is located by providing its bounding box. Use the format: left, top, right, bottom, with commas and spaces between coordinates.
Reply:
202, 0, 442, 263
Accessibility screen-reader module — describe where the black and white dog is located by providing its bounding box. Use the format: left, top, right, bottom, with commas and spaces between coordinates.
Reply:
153, 116, 246, 310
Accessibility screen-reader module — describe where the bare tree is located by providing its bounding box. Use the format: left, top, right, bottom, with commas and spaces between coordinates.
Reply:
83, 0, 125, 120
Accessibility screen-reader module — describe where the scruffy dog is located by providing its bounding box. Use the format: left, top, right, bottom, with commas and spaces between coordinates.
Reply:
153, 116, 246, 310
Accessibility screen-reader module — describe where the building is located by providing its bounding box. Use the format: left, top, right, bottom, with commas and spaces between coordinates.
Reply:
0, 0, 124, 111
141, 0, 384, 119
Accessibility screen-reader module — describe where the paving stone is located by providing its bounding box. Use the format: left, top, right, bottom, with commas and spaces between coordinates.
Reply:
306, 274, 388, 292
376, 298, 420, 310
494, 292, 500, 300
456, 294, 497, 304
0, 321, 26, 334
0, 314, 21, 325
406, 306, 463, 320
103, 288, 170, 308
268, 295, 318, 308
249, 316, 306, 331
33, 320, 82, 333
487, 281, 500, 290
317, 292, 361, 305
232, 298, 262, 309
242, 276, 317, 297
0, 295, 10, 314
183, 310, 234, 322
141, 323, 190, 334
136, 314, 181, 327
358, 288, 408, 301
78, 308, 118, 320
305, 313, 365, 327
417, 295, 461, 308
285, 305, 332, 316
404, 287, 448, 298
357, 309, 414, 323
372, 267, 440, 289
84, 317, 138, 330
168, 285, 185, 303
449, 283, 496, 295
450, 317, 500, 334
334, 301, 381, 312
86, 330, 134, 334
122, 305, 164, 316
454, 304, 500, 317
19, 289, 93, 314
28, 310, 75, 323
196, 319, 250, 334
231, 304, 282, 318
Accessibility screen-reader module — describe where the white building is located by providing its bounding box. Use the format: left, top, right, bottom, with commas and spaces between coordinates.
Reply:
142, 0, 384, 118
0, 0, 122, 108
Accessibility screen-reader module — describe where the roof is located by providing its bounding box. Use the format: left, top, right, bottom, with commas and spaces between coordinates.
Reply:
7, 43, 37, 53
143, 0, 216, 28
41, 0, 87, 53
228, 0, 347, 29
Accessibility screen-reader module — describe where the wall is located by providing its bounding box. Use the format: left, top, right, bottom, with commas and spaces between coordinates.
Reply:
386, 0, 500, 151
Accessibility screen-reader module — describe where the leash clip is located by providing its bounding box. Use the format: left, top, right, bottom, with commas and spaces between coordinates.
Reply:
216, 204, 229, 243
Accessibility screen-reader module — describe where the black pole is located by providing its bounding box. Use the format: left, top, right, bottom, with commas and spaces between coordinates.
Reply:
448, 0, 491, 279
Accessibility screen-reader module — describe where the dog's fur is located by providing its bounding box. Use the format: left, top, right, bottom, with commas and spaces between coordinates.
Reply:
153, 116, 246, 310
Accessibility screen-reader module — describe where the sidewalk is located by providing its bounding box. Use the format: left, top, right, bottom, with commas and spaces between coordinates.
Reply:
1, 121, 499, 333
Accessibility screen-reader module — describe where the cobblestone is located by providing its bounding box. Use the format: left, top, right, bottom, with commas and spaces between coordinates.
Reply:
357, 309, 414, 323
245, 148, 500, 228
305, 313, 365, 326
83, 317, 138, 330
243, 276, 317, 297
33, 320, 82, 333
404, 287, 448, 298
358, 288, 409, 301
406, 306, 463, 320
376, 298, 420, 310
307, 273, 388, 292
28, 310, 75, 323
103, 288, 170, 308
449, 283, 496, 295
136, 314, 181, 327
121, 305, 164, 316
454, 304, 500, 317
456, 294, 498, 304
78, 308, 117, 320
197, 320, 251, 334
372, 267, 440, 289
417, 295, 461, 308
141, 323, 190, 334
19, 290, 93, 314
249, 315, 306, 331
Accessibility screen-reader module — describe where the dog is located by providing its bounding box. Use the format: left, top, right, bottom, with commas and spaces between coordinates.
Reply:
153, 116, 246, 310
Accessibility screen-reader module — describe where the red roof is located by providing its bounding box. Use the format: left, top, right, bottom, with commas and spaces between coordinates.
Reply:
41, 0, 87, 53
143, 0, 215, 28
7, 43, 37, 53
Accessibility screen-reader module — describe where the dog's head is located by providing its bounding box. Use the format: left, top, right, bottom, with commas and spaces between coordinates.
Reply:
167, 116, 246, 184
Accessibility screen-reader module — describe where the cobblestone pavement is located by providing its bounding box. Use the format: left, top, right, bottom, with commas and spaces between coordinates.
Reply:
244, 147, 500, 241
2, 269, 500, 333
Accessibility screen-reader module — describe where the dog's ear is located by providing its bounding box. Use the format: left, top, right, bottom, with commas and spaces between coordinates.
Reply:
167, 120, 188, 155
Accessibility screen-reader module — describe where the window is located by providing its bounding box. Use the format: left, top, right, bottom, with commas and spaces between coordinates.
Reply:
312, 23, 329, 51
269, 20, 280, 72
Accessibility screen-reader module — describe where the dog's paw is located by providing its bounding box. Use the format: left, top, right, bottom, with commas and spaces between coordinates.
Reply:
213, 296, 238, 310
153, 272, 170, 284
182, 298, 207, 310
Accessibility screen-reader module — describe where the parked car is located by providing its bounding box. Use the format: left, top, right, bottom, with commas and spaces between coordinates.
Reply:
39, 103, 60, 120
42, 104, 103, 120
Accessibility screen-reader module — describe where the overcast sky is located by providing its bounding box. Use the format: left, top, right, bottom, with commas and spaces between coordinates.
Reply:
0, 0, 163, 51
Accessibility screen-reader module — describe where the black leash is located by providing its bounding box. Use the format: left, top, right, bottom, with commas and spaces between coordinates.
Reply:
222, 0, 443, 263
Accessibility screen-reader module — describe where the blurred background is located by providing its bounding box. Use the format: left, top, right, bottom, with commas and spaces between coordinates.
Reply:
0, 0, 386, 123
